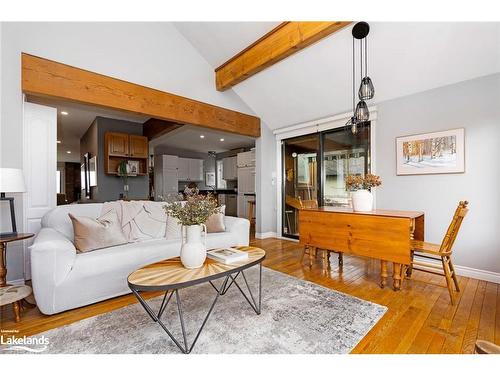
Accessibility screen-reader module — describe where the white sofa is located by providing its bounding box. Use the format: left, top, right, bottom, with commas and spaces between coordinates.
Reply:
30, 203, 250, 315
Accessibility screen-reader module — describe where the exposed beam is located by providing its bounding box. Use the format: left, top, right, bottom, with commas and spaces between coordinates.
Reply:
215, 21, 351, 91
143, 118, 184, 140
22, 53, 260, 137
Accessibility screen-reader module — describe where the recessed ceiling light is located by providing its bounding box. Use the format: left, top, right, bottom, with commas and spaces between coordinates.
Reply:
60, 111, 69, 116
66, 151, 71, 154
220, 138, 224, 142
56, 140, 61, 144
200, 135, 205, 139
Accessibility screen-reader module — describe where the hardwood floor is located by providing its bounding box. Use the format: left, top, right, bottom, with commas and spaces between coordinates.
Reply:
1, 237, 498, 354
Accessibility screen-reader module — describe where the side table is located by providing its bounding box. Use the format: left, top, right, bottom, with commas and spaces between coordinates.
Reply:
0, 233, 35, 322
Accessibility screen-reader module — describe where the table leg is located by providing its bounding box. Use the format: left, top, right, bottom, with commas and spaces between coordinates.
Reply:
393, 263, 402, 291
309, 246, 315, 267
12, 300, 21, 323
0, 242, 7, 287
322, 250, 330, 270
380, 260, 388, 288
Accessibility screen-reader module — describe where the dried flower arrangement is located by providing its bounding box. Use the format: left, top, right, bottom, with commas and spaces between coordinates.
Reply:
346, 173, 382, 191
164, 187, 221, 226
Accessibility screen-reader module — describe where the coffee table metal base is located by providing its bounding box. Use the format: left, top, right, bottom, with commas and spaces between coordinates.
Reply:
130, 263, 262, 354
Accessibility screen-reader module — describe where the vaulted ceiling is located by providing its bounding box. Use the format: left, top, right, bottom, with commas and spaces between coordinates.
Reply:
175, 22, 500, 130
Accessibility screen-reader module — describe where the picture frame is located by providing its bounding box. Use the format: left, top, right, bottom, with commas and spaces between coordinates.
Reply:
396, 128, 465, 175
127, 160, 139, 176
89, 156, 97, 187
205, 172, 215, 187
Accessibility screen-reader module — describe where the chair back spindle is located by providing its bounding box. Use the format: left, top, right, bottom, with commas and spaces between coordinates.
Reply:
439, 200, 469, 254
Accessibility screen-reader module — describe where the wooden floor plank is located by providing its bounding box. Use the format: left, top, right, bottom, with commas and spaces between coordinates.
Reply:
1, 237, 499, 354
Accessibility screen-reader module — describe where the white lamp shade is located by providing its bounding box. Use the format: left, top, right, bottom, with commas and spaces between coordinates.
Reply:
0, 168, 26, 193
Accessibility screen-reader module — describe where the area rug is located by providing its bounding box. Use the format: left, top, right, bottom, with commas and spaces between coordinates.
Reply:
10, 267, 387, 354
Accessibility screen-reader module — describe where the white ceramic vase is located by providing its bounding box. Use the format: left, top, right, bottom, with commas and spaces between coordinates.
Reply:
180, 224, 207, 269
351, 189, 373, 212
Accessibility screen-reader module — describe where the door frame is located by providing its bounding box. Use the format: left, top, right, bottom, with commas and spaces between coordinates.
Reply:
274, 108, 377, 239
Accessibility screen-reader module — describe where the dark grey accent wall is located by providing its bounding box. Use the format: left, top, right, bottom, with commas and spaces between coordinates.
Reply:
79, 116, 148, 202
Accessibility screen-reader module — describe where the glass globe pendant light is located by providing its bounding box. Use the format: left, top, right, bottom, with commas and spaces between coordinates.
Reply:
345, 22, 374, 134
355, 100, 369, 122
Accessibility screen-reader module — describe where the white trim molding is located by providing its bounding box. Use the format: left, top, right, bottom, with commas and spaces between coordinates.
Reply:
453, 265, 500, 284
255, 232, 278, 239
274, 107, 377, 238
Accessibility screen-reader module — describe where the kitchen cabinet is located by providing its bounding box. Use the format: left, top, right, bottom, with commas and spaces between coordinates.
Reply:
154, 154, 179, 200
218, 193, 237, 216
222, 156, 237, 180
188, 158, 204, 181
106, 132, 129, 157
177, 158, 189, 180
104, 132, 148, 175
237, 166, 255, 194
178, 157, 203, 181
129, 135, 148, 158
237, 150, 255, 167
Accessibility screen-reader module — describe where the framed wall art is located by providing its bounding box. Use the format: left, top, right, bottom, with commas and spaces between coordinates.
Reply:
396, 128, 465, 175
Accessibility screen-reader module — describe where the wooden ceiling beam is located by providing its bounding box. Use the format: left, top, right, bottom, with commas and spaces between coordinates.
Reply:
215, 21, 351, 91
22, 53, 260, 137
143, 118, 184, 140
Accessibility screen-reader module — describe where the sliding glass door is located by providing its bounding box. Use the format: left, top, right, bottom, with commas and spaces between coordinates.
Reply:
322, 125, 371, 207
282, 134, 319, 238
281, 123, 371, 238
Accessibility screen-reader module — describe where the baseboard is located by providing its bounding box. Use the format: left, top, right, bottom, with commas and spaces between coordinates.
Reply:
5, 278, 25, 286
454, 264, 500, 284
255, 231, 277, 239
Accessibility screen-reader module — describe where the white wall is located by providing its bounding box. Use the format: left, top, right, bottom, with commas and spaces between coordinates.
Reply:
0, 22, 256, 281
376, 73, 500, 274
255, 122, 277, 236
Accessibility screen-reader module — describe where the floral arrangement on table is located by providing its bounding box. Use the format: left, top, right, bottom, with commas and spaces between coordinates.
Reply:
164, 187, 221, 226
345, 173, 382, 191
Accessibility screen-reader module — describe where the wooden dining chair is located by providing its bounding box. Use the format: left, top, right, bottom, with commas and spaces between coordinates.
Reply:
406, 201, 469, 305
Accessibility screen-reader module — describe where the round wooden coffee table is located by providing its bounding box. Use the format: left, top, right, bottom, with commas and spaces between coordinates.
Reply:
128, 246, 265, 354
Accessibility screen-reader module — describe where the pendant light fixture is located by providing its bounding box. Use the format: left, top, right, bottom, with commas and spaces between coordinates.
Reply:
346, 22, 375, 134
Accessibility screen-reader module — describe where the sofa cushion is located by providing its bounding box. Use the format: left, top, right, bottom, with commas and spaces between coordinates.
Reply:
41, 203, 103, 240
101, 200, 167, 242
69, 211, 128, 253
205, 205, 226, 233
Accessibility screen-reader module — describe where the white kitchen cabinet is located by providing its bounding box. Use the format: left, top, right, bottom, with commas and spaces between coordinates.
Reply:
237, 150, 255, 167
178, 157, 203, 181
177, 158, 189, 180
189, 158, 204, 181
222, 156, 237, 180
154, 154, 179, 200
237, 166, 255, 194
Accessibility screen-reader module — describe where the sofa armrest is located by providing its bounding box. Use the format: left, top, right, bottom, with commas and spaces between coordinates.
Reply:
30, 228, 77, 311
224, 216, 250, 246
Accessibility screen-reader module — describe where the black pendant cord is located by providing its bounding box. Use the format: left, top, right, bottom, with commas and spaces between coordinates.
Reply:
360, 36, 363, 82
352, 36, 356, 114
365, 36, 368, 78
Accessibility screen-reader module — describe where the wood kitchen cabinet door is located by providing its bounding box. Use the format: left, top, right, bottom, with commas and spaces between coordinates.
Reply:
106, 132, 129, 156
129, 135, 148, 158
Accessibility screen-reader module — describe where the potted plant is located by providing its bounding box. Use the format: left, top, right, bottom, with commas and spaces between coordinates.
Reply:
117, 160, 130, 199
164, 188, 221, 269
346, 173, 382, 212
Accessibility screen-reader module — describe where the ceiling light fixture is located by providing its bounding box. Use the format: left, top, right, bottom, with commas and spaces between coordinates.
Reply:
220, 138, 224, 142
66, 151, 71, 154
200, 135, 205, 139
60, 111, 69, 116
346, 22, 375, 134
56, 140, 61, 144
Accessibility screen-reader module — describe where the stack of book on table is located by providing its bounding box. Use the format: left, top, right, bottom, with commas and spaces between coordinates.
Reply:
207, 248, 249, 264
